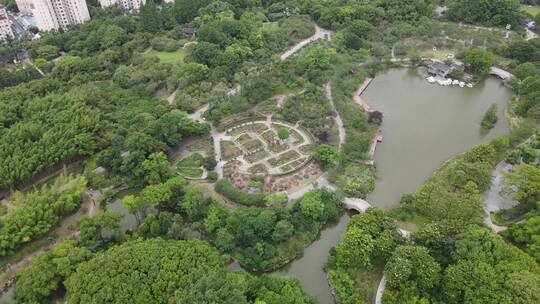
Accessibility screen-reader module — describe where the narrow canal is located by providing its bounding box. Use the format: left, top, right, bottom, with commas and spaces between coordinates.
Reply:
274, 68, 512, 304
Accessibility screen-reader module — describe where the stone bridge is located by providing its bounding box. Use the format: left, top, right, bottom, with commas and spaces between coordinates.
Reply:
344, 197, 372, 213
489, 67, 513, 80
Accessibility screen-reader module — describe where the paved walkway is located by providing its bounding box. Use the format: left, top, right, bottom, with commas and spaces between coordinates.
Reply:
167, 90, 177, 105
288, 173, 335, 200
353, 78, 374, 112
325, 83, 345, 148
280, 25, 333, 60
188, 104, 209, 122
483, 161, 519, 232
526, 28, 538, 40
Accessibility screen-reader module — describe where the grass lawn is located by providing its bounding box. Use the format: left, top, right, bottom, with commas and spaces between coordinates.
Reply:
521, 4, 540, 16
420, 49, 458, 61
146, 48, 185, 64
178, 167, 203, 178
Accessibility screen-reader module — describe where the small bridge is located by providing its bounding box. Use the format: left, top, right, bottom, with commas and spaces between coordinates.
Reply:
490, 67, 513, 80
344, 197, 371, 213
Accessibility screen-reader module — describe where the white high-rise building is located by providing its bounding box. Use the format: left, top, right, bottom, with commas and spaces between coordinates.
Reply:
15, 0, 34, 15
0, 5, 15, 40
99, 0, 145, 11
25, 0, 90, 31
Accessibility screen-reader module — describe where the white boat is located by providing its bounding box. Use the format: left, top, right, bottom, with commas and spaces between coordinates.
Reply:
426, 76, 436, 83
467, 83, 473, 88
438, 78, 452, 86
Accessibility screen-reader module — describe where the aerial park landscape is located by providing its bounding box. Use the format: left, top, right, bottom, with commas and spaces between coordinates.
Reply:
0, 0, 540, 304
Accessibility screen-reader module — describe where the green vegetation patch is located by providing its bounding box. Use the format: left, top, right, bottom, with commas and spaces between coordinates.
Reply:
178, 167, 203, 178
245, 150, 270, 163
221, 141, 242, 161
521, 4, 540, 16
145, 49, 186, 64
214, 179, 266, 207
176, 153, 204, 168
241, 138, 265, 152
248, 164, 268, 175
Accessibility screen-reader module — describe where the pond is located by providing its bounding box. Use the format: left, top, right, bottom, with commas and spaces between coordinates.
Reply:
0, 287, 14, 304
274, 68, 512, 304
106, 188, 142, 233
366, 68, 512, 207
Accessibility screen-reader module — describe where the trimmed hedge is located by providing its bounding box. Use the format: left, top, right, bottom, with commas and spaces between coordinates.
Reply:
215, 179, 266, 206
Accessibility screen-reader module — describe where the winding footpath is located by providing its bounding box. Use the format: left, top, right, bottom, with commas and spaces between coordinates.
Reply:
325, 82, 345, 148
280, 25, 333, 60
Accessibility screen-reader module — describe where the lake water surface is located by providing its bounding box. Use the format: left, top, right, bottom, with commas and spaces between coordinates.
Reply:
274, 68, 512, 304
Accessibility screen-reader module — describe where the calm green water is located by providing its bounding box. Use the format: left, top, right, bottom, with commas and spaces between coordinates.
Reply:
274, 68, 512, 304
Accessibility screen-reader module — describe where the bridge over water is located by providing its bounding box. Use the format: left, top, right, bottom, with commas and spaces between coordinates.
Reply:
489, 67, 513, 80
343, 197, 372, 213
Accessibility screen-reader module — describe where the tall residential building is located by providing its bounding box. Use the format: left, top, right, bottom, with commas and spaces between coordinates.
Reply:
99, 0, 145, 11
15, 0, 34, 15
28, 0, 90, 31
0, 5, 15, 40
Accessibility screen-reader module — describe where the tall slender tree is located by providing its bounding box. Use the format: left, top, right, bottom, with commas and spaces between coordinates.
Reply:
139, 0, 161, 33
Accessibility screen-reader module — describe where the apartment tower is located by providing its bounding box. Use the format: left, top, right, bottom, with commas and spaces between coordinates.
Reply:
18, 0, 90, 31
0, 5, 14, 40
99, 0, 145, 11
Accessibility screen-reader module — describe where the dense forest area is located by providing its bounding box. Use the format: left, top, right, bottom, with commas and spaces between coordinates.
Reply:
1, 0, 540, 303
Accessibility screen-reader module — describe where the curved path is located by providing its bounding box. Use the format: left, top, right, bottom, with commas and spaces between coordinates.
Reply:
280, 25, 333, 60
325, 82, 345, 148
375, 275, 387, 304
374, 228, 411, 304
483, 161, 519, 232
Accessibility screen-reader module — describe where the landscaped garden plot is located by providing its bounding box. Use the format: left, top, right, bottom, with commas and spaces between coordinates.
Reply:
221, 141, 242, 161
261, 129, 277, 143
245, 150, 270, 163
176, 153, 205, 179
228, 123, 268, 136
217, 119, 318, 191
277, 150, 301, 165
241, 138, 265, 152
237, 134, 252, 146
186, 137, 214, 156
299, 144, 316, 154
248, 164, 268, 175
269, 142, 290, 153
289, 129, 304, 145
